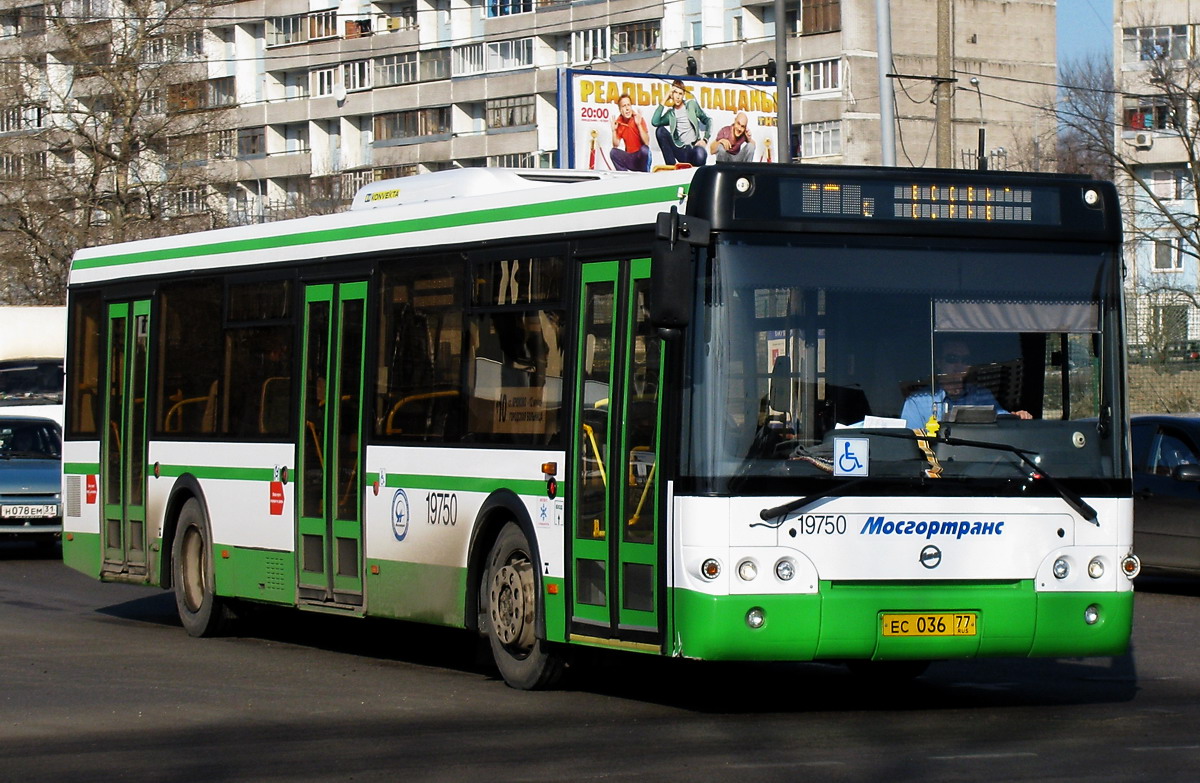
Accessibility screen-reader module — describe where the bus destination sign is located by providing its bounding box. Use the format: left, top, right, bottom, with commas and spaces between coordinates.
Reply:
781, 179, 1063, 226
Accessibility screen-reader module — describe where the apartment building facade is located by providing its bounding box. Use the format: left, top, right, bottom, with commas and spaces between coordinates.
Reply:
1113, 1, 1200, 354
0, 0, 1056, 225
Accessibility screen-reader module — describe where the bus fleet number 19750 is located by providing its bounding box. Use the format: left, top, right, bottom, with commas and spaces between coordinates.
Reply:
427, 492, 458, 525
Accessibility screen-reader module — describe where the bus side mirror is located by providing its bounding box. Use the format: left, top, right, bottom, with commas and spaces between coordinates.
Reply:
651, 207, 710, 333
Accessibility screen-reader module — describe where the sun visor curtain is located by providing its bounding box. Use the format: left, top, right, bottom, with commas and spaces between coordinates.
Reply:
935, 300, 1099, 333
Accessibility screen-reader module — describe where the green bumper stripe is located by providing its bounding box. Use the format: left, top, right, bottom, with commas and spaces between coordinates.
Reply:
672, 581, 1133, 662
64, 462, 101, 475
75, 186, 685, 271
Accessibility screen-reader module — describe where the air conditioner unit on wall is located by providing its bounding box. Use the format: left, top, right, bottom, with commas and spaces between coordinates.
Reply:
1134, 131, 1154, 150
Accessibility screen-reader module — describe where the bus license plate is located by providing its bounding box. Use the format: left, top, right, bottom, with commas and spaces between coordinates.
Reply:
1, 505, 58, 519
881, 613, 977, 637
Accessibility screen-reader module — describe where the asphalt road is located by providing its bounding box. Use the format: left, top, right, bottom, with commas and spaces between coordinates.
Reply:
2, 541, 1198, 782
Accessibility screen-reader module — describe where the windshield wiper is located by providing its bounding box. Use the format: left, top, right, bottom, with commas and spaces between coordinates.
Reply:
757, 477, 869, 524
863, 430, 1099, 525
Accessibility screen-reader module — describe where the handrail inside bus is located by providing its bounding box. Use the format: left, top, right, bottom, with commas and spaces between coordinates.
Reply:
582, 422, 607, 488
385, 390, 459, 435
164, 381, 217, 433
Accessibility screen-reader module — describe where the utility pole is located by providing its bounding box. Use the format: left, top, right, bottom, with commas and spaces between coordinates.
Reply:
876, 0, 895, 166
774, 0, 791, 161
935, 0, 953, 167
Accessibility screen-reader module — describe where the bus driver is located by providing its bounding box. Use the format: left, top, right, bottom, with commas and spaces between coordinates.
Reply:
901, 339, 1032, 429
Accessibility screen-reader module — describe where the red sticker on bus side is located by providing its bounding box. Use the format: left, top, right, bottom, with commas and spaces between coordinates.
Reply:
86, 475, 98, 505
269, 481, 284, 515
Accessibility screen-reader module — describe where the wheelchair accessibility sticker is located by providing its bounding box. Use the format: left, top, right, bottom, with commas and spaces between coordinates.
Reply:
833, 438, 869, 477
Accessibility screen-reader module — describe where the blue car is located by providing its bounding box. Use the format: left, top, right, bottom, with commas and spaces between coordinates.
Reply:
0, 416, 62, 547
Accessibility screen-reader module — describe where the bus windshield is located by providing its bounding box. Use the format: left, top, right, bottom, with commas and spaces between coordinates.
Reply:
683, 236, 1121, 492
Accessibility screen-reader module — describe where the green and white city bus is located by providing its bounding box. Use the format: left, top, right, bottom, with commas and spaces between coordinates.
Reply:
61, 163, 1139, 689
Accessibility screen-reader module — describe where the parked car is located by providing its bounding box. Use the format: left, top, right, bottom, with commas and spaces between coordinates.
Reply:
0, 416, 62, 548
1132, 414, 1200, 574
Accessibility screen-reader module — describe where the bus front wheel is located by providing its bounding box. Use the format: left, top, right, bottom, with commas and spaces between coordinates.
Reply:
172, 498, 232, 637
482, 522, 564, 690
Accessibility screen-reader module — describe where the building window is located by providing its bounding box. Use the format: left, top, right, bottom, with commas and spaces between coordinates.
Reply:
572, 27, 608, 64
487, 96, 535, 129
487, 0, 532, 17
237, 127, 266, 158
211, 129, 235, 159
611, 21, 659, 55
267, 15, 305, 46
488, 38, 533, 71
801, 119, 841, 157
374, 107, 451, 141
420, 48, 451, 81
453, 43, 485, 76
1123, 26, 1188, 62
1154, 237, 1184, 270
376, 53, 417, 86
1124, 95, 1184, 131
374, 164, 419, 179
267, 11, 338, 47
0, 151, 45, 179
794, 58, 840, 93
489, 151, 546, 168
0, 105, 44, 133
308, 10, 338, 40
801, 0, 840, 34
207, 76, 236, 107
344, 60, 372, 92
1152, 169, 1189, 200
312, 66, 337, 96
173, 187, 207, 215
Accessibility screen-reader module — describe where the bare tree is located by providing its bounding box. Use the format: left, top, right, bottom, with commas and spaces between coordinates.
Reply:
0, 0, 233, 304
1057, 45, 1200, 365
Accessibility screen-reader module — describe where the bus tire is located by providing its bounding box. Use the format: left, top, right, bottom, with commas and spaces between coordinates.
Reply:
172, 498, 232, 637
482, 522, 564, 690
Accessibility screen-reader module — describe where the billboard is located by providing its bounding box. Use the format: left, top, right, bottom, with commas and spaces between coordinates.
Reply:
560, 69, 780, 172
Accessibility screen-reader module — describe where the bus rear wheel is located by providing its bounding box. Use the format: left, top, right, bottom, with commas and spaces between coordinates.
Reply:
482, 522, 563, 690
172, 498, 232, 637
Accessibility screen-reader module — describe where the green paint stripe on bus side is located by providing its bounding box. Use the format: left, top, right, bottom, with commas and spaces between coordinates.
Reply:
382, 472, 547, 496
67, 462, 549, 493
156, 464, 278, 481
73, 185, 685, 271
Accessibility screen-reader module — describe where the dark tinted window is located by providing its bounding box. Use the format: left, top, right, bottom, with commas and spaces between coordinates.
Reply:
67, 292, 103, 438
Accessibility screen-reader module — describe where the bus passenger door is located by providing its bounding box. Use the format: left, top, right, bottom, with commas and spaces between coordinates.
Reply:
570, 259, 663, 649
101, 300, 151, 579
296, 282, 368, 608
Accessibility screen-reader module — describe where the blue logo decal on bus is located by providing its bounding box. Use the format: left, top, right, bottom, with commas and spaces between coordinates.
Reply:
392, 489, 410, 541
859, 516, 1005, 539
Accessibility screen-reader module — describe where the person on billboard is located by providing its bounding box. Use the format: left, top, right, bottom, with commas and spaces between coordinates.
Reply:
651, 79, 710, 167
610, 93, 650, 172
710, 112, 756, 163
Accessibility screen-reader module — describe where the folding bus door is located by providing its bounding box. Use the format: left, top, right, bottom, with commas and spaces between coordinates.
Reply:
296, 282, 368, 607
100, 300, 151, 579
569, 258, 664, 649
